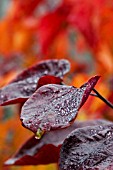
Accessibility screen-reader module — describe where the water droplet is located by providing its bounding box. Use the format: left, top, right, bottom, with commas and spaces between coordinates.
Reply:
35, 136, 39, 139
106, 131, 112, 138
34, 79, 38, 83
24, 86, 29, 91
44, 70, 48, 75
27, 78, 33, 83
28, 120, 32, 123
0, 95, 4, 99
35, 128, 44, 139
99, 125, 103, 130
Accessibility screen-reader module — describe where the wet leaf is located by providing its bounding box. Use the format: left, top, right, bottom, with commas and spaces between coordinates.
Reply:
11, 59, 70, 83
59, 122, 113, 170
20, 76, 100, 133
0, 59, 70, 106
5, 119, 110, 166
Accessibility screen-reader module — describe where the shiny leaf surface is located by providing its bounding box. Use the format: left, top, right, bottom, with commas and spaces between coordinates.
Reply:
0, 59, 70, 106
5, 119, 111, 166
59, 122, 113, 170
20, 76, 100, 133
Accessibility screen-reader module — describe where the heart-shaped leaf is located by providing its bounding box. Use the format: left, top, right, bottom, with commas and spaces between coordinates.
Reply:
20, 76, 100, 134
0, 59, 70, 106
59, 123, 113, 170
5, 119, 110, 166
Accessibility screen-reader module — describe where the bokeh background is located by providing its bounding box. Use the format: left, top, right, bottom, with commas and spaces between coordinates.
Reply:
0, 0, 113, 170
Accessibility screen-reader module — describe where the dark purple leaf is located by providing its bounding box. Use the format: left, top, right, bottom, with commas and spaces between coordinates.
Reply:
11, 59, 70, 83
20, 76, 100, 134
0, 59, 70, 106
59, 122, 113, 170
80, 75, 101, 107
5, 119, 111, 166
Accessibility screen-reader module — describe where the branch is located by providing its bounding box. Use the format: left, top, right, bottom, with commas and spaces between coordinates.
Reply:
90, 88, 113, 109
90, 93, 98, 97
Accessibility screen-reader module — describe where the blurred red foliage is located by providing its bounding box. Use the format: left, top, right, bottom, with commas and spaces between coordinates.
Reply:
0, 0, 113, 170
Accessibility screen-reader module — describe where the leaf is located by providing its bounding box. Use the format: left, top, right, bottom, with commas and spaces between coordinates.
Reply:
67, 0, 101, 48
10, 0, 43, 19
0, 59, 70, 106
38, 2, 70, 54
11, 59, 70, 83
80, 75, 101, 107
37, 75, 63, 89
59, 122, 113, 170
20, 76, 100, 134
5, 119, 111, 166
